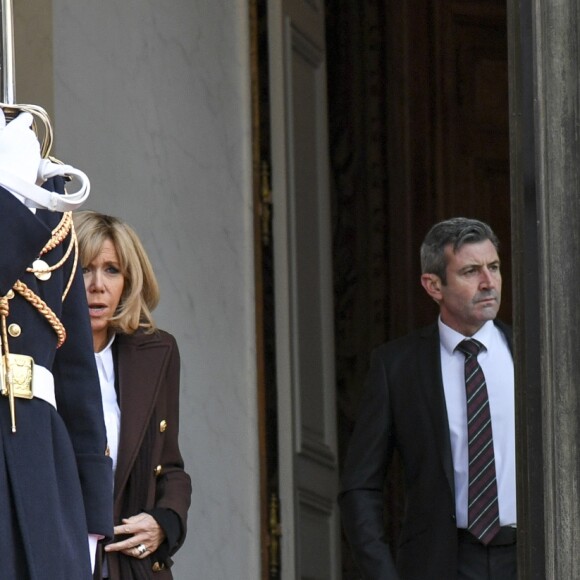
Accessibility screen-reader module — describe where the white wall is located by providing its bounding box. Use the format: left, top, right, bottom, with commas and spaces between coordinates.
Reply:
18, 1, 260, 577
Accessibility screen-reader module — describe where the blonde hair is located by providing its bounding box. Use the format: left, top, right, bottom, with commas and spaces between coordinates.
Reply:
73, 210, 160, 334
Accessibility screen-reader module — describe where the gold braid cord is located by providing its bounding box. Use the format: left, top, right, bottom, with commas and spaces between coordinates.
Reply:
0, 296, 10, 390
12, 212, 77, 349
36, 212, 73, 255
62, 229, 79, 302
25, 212, 78, 302
1, 295, 17, 431
0, 296, 8, 319
12, 281, 67, 348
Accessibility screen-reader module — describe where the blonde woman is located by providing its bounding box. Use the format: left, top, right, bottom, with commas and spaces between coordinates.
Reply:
74, 211, 191, 579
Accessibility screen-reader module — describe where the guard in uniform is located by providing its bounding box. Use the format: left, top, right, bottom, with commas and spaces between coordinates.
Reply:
0, 111, 113, 578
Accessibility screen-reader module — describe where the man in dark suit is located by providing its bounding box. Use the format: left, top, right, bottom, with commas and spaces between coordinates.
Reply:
339, 217, 516, 580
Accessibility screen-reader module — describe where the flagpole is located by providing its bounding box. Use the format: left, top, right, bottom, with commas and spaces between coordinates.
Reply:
0, 2, 53, 157
0, 0, 15, 104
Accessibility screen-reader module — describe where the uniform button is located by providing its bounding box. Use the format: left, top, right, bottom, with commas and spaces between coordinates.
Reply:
105, 445, 111, 457
5, 289, 14, 299
32, 259, 51, 281
154, 464, 163, 477
159, 420, 167, 433
8, 324, 21, 337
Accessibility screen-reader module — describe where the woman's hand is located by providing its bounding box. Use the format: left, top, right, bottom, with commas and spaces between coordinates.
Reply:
104, 513, 166, 559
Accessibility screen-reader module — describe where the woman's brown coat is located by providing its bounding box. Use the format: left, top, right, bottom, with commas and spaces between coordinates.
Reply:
106, 329, 191, 579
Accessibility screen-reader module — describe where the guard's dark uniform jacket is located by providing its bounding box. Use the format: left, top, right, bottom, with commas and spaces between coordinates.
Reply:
0, 180, 113, 579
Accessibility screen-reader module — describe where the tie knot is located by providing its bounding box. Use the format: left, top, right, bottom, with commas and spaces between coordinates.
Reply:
456, 338, 484, 358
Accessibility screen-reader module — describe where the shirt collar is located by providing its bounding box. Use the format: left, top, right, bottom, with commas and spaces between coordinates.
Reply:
438, 318, 495, 355
94, 333, 116, 383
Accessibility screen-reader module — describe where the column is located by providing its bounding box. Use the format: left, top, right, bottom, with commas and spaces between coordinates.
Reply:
508, 1, 580, 578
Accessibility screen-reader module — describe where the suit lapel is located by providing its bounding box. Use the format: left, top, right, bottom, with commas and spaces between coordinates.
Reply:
113, 332, 170, 505
417, 325, 455, 496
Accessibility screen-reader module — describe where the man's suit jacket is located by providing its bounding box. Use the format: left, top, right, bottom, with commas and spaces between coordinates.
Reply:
338, 320, 513, 580
104, 329, 192, 579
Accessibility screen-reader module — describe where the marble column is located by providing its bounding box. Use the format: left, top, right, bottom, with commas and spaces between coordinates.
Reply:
508, 1, 580, 578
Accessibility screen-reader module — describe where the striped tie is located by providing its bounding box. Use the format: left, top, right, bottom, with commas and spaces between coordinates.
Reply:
456, 338, 500, 545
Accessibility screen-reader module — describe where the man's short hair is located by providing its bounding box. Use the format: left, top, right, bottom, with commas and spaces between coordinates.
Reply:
420, 217, 499, 284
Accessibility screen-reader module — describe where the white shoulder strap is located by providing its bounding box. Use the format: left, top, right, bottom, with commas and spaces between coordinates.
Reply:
0, 158, 90, 211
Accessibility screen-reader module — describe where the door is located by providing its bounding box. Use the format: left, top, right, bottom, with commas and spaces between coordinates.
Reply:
268, 1, 341, 578
385, 0, 510, 334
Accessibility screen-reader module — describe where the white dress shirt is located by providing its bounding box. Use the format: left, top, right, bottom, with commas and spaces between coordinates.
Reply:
94, 334, 120, 577
439, 318, 516, 528
94, 334, 121, 475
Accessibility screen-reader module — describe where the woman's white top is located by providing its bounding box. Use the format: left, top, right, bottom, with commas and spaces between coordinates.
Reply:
94, 334, 121, 475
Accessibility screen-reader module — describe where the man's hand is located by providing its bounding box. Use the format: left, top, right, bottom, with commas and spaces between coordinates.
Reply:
0, 109, 41, 184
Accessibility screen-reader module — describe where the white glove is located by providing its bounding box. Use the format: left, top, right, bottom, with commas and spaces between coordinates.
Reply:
0, 108, 41, 184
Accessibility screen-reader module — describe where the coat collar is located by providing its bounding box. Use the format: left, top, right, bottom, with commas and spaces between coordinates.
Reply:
113, 331, 171, 504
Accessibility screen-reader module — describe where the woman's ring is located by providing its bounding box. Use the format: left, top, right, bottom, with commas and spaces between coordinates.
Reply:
136, 543, 147, 556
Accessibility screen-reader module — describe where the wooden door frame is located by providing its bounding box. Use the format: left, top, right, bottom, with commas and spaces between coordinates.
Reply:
249, 1, 272, 578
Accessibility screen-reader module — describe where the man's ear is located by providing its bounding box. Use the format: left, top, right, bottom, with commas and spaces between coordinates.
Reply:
421, 273, 442, 303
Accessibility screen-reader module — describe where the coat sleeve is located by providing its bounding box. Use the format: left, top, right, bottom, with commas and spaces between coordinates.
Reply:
51, 231, 114, 540
338, 347, 401, 580
153, 334, 192, 557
